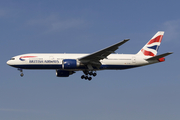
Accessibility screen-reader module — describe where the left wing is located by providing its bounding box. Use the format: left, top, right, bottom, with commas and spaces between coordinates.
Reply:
78, 39, 129, 67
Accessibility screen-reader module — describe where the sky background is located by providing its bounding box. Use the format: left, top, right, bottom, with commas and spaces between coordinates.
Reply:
0, 0, 180, 120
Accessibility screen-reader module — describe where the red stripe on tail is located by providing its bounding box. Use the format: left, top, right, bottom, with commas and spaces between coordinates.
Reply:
147, 35, 163, 45
141, 49, 155, 56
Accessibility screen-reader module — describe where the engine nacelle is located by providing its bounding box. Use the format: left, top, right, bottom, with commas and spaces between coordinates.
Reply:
62, 59, 80, 69
56, 70, 75, 77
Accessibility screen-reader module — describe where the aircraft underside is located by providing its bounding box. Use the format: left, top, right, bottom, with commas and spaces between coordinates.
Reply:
12, 64, 140, 81
10, 64, 139, 70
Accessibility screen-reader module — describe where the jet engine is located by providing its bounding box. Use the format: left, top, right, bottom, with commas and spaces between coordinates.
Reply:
56, 70, 75, 77
62, 59, 80, 69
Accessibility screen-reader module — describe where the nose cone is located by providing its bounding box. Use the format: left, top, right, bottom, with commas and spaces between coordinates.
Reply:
7, 60, 13, 66
7, 60, 10, 65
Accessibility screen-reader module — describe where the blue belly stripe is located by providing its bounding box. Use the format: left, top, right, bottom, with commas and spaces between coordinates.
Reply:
11, 64, 139, 70
11, 64, 63, 69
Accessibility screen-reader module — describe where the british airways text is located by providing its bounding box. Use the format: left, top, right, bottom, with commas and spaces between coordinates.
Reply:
29, 60, 59, 63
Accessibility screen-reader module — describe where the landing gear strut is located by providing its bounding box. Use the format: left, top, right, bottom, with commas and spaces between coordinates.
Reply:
18, 68, 24, 77
81, 71, 97, 81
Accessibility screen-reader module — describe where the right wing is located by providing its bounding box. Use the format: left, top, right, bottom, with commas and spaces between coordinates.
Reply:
78, 39, 129, 68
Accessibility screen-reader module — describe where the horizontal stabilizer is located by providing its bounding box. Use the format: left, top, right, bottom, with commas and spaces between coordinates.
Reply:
146, 52, 173, 61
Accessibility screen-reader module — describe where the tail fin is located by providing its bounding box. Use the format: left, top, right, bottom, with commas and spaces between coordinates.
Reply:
137, 31, 164, 56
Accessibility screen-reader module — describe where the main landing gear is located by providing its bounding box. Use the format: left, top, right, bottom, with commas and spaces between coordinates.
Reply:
81, 71, 97, 81
18, 68, 24, 77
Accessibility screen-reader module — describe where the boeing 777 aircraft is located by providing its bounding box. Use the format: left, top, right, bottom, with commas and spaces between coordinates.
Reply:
7, 31, 172, 80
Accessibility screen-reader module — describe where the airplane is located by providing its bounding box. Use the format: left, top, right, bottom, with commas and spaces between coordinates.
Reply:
7, 31, 172, 81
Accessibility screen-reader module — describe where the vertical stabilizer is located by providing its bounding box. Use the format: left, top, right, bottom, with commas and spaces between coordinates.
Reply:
137, 31, 164, 56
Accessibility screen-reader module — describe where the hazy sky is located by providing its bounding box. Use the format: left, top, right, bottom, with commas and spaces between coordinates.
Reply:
1, 1, 180, 120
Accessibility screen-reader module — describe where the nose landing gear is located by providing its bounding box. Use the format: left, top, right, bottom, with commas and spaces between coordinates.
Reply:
18, 68, 24, 77
20, 73, 24, 77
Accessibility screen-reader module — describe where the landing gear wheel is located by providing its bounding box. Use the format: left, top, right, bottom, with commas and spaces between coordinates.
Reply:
85, 76, 88, 80
20, 73, 24, 77
88, 77, 92, 81
18, 68, 24, 77
81, 71, 97, 80
84, 71, 88, 75
93, 73, 97, 77
89, 72, 93, 76
81, 75, 85, 79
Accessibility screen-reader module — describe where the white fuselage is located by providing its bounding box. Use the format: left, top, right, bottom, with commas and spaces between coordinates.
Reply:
6, 53, 157, 71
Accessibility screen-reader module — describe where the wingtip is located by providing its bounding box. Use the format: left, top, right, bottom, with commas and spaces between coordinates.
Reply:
124, 39, 130, 41
123, 39, 130, 42
168, 52, 173, 54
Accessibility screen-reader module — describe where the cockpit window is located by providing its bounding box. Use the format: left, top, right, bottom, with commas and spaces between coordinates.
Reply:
10, 58, 15, 60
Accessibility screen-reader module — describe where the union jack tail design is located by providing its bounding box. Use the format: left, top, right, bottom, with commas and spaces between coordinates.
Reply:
137, 31, 164, 56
